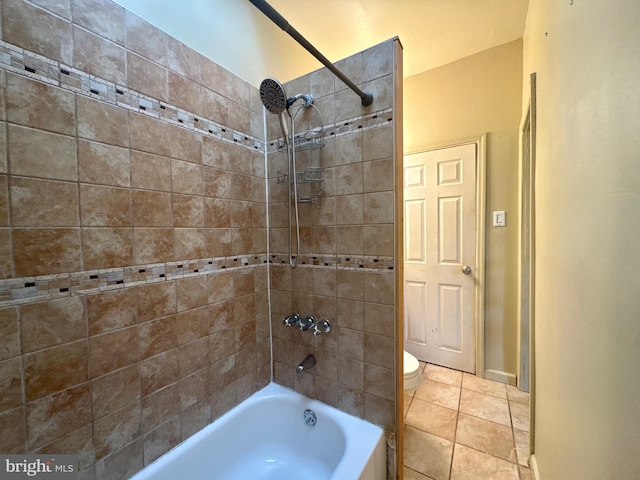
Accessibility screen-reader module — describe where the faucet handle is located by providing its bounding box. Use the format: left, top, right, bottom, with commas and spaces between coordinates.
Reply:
283, 312, 301, 328
299, 315, 316, 331
312, 319, 332, 336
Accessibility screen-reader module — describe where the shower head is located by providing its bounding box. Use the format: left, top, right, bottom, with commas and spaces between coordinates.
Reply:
260, 78, 288, 115
260, 77, 291, 145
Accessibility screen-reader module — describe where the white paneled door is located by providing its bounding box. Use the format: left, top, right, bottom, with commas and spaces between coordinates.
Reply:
404, 144, 477, 373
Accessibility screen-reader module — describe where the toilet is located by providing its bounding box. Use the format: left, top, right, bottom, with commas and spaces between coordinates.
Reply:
403, 350, 422, 395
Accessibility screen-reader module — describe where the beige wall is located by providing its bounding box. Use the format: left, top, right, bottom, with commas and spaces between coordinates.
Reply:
404, 40, 523, 379
111, 0, 303, 86
523, 0, 640, 478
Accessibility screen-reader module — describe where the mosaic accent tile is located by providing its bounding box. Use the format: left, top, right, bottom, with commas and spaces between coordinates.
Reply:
0, 42, 59, 87
265, 109, 393, 155
0, 254, 269, 308
70, 271, 101, 295
59, 64, 84, 91
0, 40, 263, 153
269, 253, 394, 273
266, 108, 393, 153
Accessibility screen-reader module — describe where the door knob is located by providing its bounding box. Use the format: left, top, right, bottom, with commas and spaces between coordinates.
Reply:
462, 265, 472, 275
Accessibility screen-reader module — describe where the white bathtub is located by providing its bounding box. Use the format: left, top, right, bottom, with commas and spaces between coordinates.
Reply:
130, 382, 386, 480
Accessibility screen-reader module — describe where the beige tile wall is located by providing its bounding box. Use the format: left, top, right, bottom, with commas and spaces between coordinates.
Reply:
267, 39, 400, 476
0, 1, 269, 479
0, 0, 402, 479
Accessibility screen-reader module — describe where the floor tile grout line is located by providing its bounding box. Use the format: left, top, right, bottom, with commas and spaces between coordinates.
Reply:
452, 441, 521, 467
411, 388, 511, 431
460, 385, 509, 401
410, 394, 459, 414
405, 465, 437, 480
448, 397, 460, 480
509, 399, 527, 480
512, 398, 522, 480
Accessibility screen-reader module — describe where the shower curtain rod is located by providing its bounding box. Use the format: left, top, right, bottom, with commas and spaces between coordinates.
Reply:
248, 0, 374, 107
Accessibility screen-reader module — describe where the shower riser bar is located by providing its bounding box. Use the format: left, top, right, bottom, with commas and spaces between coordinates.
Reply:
247, 0, 374, 107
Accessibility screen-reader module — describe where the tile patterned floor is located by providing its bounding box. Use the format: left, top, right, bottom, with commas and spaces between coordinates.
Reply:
404, 362, 531, 480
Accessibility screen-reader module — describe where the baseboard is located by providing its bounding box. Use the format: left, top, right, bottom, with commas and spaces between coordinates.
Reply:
530, 454, 540, 480
484, 369, 517, 385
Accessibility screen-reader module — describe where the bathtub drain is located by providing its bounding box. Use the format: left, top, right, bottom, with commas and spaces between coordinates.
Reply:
304, 409, 317, 426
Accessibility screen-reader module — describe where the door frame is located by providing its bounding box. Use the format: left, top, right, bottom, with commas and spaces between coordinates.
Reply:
518, 99, 534, 394
518, 72, 537, 458
404, 134, 486, 376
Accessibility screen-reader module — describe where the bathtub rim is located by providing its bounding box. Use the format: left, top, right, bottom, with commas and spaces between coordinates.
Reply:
129, 381, 385, 480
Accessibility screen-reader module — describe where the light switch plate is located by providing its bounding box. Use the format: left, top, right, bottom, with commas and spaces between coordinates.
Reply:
493, 211, 506, 227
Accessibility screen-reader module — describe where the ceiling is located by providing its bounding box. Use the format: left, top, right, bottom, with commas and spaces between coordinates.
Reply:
268, 0, 530, 78
113, 0, 529, 85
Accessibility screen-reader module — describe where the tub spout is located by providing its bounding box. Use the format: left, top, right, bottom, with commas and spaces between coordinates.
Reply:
297, 354, 316, 376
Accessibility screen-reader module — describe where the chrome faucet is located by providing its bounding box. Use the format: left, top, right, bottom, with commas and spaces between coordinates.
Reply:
297, 354, 316, 376
282, 312, 301, 328
298, 315, 316, 332
298, 316, 332, 336
283, 313, 332, 337
312, 319, 332, 336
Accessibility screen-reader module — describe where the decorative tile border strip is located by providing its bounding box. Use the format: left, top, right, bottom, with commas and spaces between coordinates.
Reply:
0, 254, 269, 307
269, 253, 394, 272
332, 108, 395, 137
0, 40, 264, 152
0, 252, 392, 307
265, 108, 394, 154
